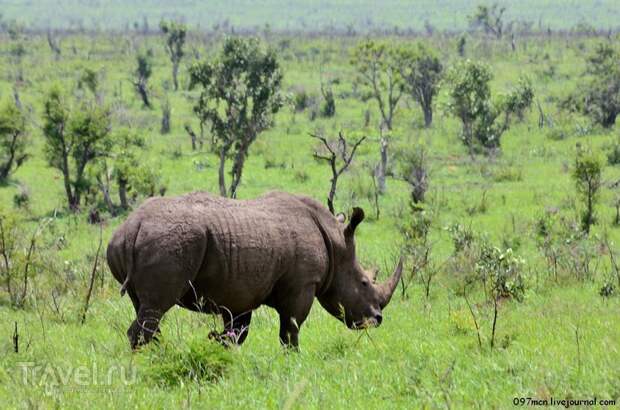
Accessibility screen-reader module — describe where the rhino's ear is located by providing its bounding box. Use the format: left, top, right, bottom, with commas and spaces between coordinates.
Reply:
336, 212, 346, 224
344, 207, 365, 237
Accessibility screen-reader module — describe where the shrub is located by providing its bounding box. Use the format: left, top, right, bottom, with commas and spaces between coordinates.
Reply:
0, 210, 48, 308
320, 88, 336, 118
582, 44, 620, 127
395, 141, 429, 204
400, 205, 436, 298
447, 223, 475, 255
572, 149, 603, 233
446, 60, 512, 154
12, 185, 30, 209
493, 165, 523, 182
292, 88, 313, 112
606, 137, 620, 165
0, 99, 28, 182
144, 338, 233, 386
503, 76, 534, 121
475, 244, 526, 301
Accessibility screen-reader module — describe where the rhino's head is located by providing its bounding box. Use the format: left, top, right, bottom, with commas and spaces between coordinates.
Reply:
317, 207, 403, 330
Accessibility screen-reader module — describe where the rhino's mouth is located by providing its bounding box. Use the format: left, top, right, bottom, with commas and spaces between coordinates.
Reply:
350, 317, 381, 330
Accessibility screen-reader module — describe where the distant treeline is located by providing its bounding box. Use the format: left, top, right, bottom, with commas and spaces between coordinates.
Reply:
0, 0, 619, 34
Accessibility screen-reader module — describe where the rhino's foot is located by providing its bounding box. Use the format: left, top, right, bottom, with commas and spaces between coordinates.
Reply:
208, 311, 252, 347
208, 329, 246, 347
128, 308, 164, 350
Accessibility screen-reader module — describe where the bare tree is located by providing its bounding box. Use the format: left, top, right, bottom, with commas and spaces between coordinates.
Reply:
352, 40, 404, 131
310, 131, 366, 214
47, 30, 61, 58
468, 3, 507, 39
160, 20, 186, 91
133, 50, 153, 108
352, 41, 404, 195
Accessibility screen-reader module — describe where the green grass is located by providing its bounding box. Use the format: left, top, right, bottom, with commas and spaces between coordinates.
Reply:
0, 28, 619, 408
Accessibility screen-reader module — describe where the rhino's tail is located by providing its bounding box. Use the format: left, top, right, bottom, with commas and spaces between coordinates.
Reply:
120, 220, 141, 297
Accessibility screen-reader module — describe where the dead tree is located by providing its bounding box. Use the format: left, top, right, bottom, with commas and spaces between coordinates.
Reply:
184, 123, 199, 151
47, 30, 61, 58
310, 131, 366, 214
161, 98, 171, 134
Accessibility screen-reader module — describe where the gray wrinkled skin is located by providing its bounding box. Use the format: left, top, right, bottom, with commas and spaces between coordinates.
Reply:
106, 191, 402, 349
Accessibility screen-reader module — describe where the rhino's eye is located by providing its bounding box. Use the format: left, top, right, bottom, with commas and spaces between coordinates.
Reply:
361, 280, 369, 287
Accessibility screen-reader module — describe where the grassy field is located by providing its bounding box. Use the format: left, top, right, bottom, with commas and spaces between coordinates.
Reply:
0, 20, 619, 410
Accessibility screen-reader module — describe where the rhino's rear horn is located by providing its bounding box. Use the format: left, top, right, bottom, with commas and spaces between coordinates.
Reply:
378, 256, 403, 309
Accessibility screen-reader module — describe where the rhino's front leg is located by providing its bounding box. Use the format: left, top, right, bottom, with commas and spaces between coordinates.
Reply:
209, 311, 252, 347
277, 287, 315, 350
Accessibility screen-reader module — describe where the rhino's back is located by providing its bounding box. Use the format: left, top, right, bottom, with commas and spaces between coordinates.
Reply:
118, 191, 332, 311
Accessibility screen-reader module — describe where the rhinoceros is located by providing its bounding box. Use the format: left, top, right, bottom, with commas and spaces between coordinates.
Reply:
106, 191, 402, 349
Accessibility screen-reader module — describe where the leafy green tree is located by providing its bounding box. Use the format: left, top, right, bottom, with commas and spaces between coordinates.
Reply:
582, 43, 620, 127
0, 100, 28, 182
189, 37, 283, 198
398, 44, 443, 128
573, 149, 603, 234
42, 88, 112, 211
446, 60, 497, 153
160, 20, 186, 91
133, 50, 153, 108
92, 129, 165, 213
468, 3, 506, 39
503, 76, 534, 121
352, 40, 404, 194
395, 140, 428, 204
446, 60, 526, 155
352, 40, 404, 131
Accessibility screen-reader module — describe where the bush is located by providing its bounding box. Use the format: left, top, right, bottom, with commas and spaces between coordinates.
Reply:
292, 88, 314, 112
447, 223, 475, 255
321, 88, 336, 117
12, 185, 30, 209
475, 244, 527, 301
492, 165, 523, 182
584, 44, 620, 127
606, 137, 620, 165
0, 99, 28, 182
445, 60, 515, 153
573, 149, 603, 233
0, 210, 48, 308
502, 76, 534, 121
143, 338, 233, 386
395, 141, 429, 204
546, 125, 571, 141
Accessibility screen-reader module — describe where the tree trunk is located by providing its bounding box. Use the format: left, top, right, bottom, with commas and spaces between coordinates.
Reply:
229, 146, 249, 199
184, 124, 197, 151
423, 106, 433, 128
0, 148, 14, 181
375, 136, 388, 194
99, 180, 115, 215
218, 147, 227, 197
172, 62, 179, 91
61, 162, 77, 211
118, 178, 129, 210
161, 104, 170, 134
136, 83, 150, 108
327, 176, 338, 215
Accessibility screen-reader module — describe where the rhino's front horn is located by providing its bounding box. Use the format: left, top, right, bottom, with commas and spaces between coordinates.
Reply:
378, 256, 403, 309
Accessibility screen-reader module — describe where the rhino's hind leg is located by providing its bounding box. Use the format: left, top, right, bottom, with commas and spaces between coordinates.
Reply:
128, 306, 166, 350
209, 311, 253, 346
